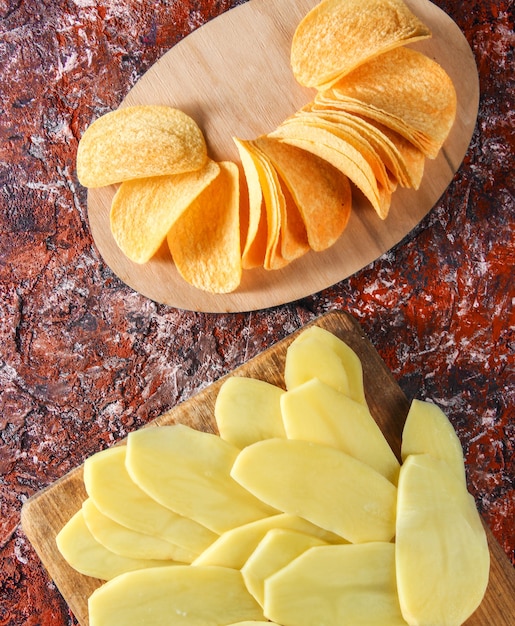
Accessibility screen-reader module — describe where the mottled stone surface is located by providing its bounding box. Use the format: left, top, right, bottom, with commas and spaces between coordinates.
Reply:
0, 0, 513, 623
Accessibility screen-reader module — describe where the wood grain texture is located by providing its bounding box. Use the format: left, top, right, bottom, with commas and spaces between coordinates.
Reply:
21, 310, 515, 626
86, 0, 479, 313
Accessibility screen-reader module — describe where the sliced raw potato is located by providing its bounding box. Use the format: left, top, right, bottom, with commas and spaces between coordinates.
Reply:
252, 135, 352, 251
401, 399, 467, 486
88, 565, 264, 626
82, 498, 197, 563
56, 509, 178, 581
286, 326, 367, 405
264, 543, 407, 626
167, 160, 242, 293
109, 159, 220, 264
290, 0, 431, 89
328, 47, 457, 158
126, 424, 277, 534
77, 105, 207, 187
281, 378, 399, 484
396, 454, 490, 626
231, 438, 397, 543
193, 513, 343, 569
214, 377, 286, 448
242, 528, 327, 607
83, 445, 217, 553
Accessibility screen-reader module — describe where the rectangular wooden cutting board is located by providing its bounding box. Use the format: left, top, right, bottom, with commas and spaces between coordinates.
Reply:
21, 310, 515, 626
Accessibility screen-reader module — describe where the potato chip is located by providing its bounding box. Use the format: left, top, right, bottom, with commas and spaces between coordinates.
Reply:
110, 160, 220, 264
291, 0, 431, 89
253, 136, 352, 251
77, 105, 207, 188
269, 122, 392, 219
167, 161, 242, 294
326, 47, 457, 158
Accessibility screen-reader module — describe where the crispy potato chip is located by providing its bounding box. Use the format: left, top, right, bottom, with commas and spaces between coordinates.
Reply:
110, 160, 220, 264
167, 161, 242, 294
77, 105, 207, 188
326, 47, 457, 158
269, 122, 392, 219
291, 0, 431, 89
253, 136, 352, 251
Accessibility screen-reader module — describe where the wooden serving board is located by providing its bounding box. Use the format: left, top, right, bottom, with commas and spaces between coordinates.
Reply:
21, 311, 515, 626
87, 0, 479, 313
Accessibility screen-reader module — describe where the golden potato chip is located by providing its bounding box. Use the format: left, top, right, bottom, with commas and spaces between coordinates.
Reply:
167, 161, 242, 294
291, 0, 431, 89
253, 136, 352, 251
110, 159, 220, 264
327, 47, 457, 158
77, 105, 207, 188
269, 122, 392, 219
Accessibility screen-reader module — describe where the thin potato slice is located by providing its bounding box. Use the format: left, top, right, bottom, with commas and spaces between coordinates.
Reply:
110, 159, 220, 264
231, 438, 397, 543
77, 105, 207, 187
264, 543, 407, 626
291, 0, 431, 89
56, 509, 179, 581
126, 425, 277, 534
83, 446, 217, 553
214, 377, 286, 448
396, 454, 489, 626
167, 161, 242, 293
88, 565, 264, 626
281, 378, 400, 484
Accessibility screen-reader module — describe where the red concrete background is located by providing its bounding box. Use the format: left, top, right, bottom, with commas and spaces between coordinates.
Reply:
0, 0, 513, 623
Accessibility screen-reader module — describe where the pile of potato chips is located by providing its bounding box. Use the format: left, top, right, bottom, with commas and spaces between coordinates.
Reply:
77, 0, 456, 294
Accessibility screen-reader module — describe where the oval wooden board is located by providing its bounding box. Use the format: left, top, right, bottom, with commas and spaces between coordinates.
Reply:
87, 0, 479, 313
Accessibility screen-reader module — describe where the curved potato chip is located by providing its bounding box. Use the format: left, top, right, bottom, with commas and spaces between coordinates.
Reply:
328, 47, 457, 158
253, 136, 352, 251
110, 160, 220, 264
167, 161, 242, 294
77, 105, 207, 187
291, 0, 431, 89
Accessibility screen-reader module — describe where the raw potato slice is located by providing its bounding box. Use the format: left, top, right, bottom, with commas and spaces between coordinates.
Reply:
82, 498, 197, 563
264, 543, 407, 626
284, 325, 367, 406
242, 528, 327, 607
214, 377, 286, 448
76, 105, 207, 188
56, 509, 178, 581
126, 424, 277, 534
231, 438, 397, 543
290, 0, 431, 89
88, 565, 264, 626
281, 377, 399, 484
193, 513, 343, 569
110, 159, 220, 264
83, 445, 217, 553
396, 454, 490, 626
167, 160, 242, 294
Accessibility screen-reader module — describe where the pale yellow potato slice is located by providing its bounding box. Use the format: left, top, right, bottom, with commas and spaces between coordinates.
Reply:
82, 498, 197, 563
281, 377, 399, 484
231, 438, 397, 543
284, 326, 367, 406
56, 509, 178, 581
242, 528, 327, 607
401, 399, 467, 486
214, 376, 286, 448
83, 445, 217, 553
264, 543, 407, 626
396, 454, 489, 626
193, 513, 343, 569
126, 424, 277, 534
88, 565, 264, 626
